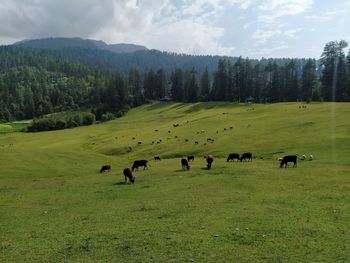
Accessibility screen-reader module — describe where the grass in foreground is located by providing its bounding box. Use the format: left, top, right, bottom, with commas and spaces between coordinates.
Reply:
0, 102, 349, 262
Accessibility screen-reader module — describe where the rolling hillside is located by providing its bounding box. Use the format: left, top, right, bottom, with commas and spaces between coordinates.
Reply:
0, 102, 349, 262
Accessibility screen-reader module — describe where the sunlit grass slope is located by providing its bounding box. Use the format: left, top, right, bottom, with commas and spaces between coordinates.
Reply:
0, 102, 349, 262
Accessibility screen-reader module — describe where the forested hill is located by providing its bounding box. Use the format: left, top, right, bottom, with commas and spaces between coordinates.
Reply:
9, 37, 310, 76
11, 37, 233, 76
14, 37, 148, 54
0, 39, 349, 126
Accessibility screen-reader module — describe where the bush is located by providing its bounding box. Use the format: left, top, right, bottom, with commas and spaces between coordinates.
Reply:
82, 113, 95, 125
55, 119, 67, 130
101, 112, 115, 122
27, 111, 96, 132
73, 114, 82, 125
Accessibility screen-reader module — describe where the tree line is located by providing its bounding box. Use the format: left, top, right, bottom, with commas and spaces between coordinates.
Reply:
0, 40, 349, 124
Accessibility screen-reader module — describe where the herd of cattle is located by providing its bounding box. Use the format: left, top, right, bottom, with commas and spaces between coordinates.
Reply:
100, 152, 312, 184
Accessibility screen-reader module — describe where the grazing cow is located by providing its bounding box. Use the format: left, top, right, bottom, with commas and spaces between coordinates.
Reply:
173, 124, 179, 127
132, 137, 135, 140
138, 142, 142, 145
204, 155, 214, 169
227, 153, 240, 162
309, 154, 313, 161
300, 154, 306, 160
230, 126, 233, 129
181, 158, 190, 170
159, 139, 162, 142
185, 139, 189, 142
132, 160, 148, 170
155, 129, 159, 132
100, 165, 111, 173
154, 156, 161, 161
195, 141, 199, 144
224, 128, 227, 131
187, 155, 195, 162
240, 152, 252, 162
123, 167, 135, 183
151, 141, 155, 144
280, 155, 297, 168
168, 130, 171, 133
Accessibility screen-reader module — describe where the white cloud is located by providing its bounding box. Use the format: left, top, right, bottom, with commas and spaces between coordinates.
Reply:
257, 0, 313, 24
0, 0, 236, 55
252, 29, 281, 44
250, 44, 288, 57
230, 0, 255, 9
284, 28, 302, 38
259, 0, 313, 15
93, 0, 236, 55
305, 9, 349, 21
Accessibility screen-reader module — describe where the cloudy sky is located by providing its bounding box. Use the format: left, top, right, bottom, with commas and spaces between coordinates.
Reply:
0, 0, 349, 58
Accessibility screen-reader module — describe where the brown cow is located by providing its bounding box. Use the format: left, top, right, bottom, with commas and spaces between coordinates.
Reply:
204, 155, 214, 169
123, 167, 135, 183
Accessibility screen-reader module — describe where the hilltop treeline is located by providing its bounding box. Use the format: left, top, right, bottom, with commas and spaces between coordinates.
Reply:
0, 40, 349, 123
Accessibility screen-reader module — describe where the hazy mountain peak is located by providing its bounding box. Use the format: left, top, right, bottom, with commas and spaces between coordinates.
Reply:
13, 37, 148, 53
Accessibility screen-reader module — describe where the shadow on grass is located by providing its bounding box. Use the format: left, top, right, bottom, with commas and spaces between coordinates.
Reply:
184, 102, 237, 113
174, 169, 190, 172
114, 181, 129, 186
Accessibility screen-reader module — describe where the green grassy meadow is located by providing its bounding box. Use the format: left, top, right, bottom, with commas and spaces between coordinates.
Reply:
0, 102, 349, 262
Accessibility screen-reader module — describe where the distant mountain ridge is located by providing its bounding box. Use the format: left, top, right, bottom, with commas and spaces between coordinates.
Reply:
14, 37, 148, 54
8, 37, 311, 77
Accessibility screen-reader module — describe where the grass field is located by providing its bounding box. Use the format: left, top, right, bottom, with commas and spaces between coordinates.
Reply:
0, 121, 31, 133
0, 102, 349, 262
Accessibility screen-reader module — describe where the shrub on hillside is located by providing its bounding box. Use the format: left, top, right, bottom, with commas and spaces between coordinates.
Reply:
82, 113, 95, 125
27, 111, 96, 132
101, 112, 115, 122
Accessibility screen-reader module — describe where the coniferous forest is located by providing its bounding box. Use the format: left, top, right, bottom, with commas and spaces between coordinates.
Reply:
0, 40, 349, 125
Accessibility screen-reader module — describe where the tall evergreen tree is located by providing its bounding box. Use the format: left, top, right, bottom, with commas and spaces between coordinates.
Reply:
320, 40, 348, 101
347, 50, 350, 100
185, 68, 199, 102
170, 69, 184, 101
212, 59, 228, 100
300, 59, 317, 102
283, 60, 299, 101
154, 69, 166, 99
251, 64, 264, 103
200, 67, 210, 101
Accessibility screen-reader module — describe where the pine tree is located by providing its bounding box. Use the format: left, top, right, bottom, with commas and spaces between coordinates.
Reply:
300, 59, 317, 102
186, 68, 199, 102
320, 40, 348, 101
155, 69, 166, 99
170, 69, 184, 101
212, 59, 228, 100
200, 67, 210, 101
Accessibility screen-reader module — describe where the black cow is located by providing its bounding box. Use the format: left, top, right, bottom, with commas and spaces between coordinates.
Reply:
100, 165, 111, 173
132, 160, 148, 170
123, 167, 135, 183
227, 153, 240, 162
280, 155, 297, 168
204, 155, 214, 169
181, 158, 190, 170
187, 155, 195, 162
154, 156, 161, 161
240, 152, 252, 162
